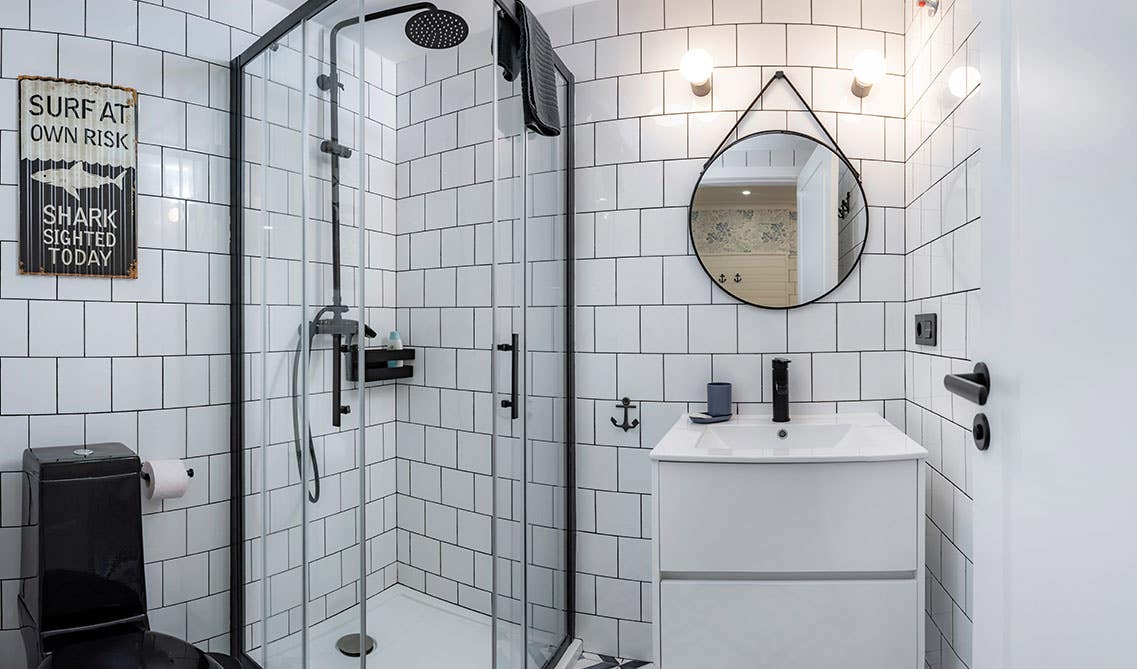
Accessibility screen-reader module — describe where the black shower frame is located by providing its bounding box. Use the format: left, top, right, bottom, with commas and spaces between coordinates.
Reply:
228, 1, 576, 667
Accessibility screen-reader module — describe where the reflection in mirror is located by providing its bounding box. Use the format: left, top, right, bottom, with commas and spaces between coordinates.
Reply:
690, 131, 867, 308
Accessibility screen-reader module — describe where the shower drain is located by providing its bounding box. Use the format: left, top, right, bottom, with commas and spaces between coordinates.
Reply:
336, 634, 377, 657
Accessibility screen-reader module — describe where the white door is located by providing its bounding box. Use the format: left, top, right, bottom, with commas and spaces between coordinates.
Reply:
795, 146, 838, 302
976, 2, 1137, 667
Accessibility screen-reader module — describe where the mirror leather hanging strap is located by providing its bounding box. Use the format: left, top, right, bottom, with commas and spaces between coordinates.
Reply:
704, 70, 861, 183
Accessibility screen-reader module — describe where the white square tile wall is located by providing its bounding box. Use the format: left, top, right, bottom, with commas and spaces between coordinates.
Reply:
0, 0, 286, 658
0, 0, 976, 666
561, 0, 910, 661
904, 1, 980, 668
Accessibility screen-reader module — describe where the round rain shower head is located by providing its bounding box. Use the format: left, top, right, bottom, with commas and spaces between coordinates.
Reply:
405, 8, 469, 49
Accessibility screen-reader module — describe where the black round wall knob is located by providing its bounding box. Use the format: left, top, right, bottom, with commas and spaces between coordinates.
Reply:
973, 413, 991, 451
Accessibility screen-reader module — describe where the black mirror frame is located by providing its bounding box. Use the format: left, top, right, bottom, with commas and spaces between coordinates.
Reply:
687, 128, 870, 311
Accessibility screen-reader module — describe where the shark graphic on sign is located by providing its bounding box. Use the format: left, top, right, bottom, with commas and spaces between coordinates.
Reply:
31, 162, 126, 201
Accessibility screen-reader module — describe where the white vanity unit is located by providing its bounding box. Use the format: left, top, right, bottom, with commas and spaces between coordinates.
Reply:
650, 413, 927, 668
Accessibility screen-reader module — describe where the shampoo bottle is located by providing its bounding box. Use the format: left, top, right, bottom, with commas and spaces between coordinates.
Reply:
387, 330, 403, 368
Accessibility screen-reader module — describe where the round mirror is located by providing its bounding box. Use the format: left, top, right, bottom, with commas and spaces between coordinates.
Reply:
689, 131, 868, 308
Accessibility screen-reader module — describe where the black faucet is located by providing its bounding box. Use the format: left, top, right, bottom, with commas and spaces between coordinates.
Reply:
772, 358, 791, 423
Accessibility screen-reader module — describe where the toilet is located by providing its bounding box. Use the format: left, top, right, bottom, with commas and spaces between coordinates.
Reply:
17, 443, 233, 669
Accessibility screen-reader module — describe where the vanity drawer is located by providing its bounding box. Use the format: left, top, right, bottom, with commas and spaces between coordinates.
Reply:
659, 578, 917, 669
656, 460, 918, 573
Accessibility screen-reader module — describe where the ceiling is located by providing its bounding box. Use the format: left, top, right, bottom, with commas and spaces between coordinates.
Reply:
267, 0, 583, 62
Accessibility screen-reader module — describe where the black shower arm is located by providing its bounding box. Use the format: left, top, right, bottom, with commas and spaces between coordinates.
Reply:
324, 2, 437, 135
323, 1, 439, 310
332, 3, 436, 38
326, 2, 437, 84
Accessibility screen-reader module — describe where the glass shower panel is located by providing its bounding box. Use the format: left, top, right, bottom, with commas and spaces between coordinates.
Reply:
236, 19, 310, 667
300, 2, 370, 666
523, 71, 571, 669
235, 3, 572, 667
493, 51, 528, 669
237, 45, 269, 667
493, 26, 572, 669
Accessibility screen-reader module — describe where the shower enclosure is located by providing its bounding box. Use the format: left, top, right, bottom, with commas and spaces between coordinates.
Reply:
228, 1, 574, 667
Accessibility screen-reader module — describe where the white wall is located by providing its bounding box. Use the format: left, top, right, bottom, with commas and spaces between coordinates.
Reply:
0, 0, 291, 657
903, 0, 980, 667
556, 0, 908, 660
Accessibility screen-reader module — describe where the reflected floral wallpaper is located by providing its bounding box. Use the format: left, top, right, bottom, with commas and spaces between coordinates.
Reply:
691, 207, 797, 254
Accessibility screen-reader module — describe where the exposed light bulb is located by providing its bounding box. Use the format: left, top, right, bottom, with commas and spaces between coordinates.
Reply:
741, 190, 752, 196
680, 48, 714, 96
851, 50, 886, 98
949, 65, 981, 98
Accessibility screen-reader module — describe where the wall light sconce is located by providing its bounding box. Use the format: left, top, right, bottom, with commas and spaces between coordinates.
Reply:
948, 65, 981, 98
680, 48, 714, 97
917, 0, 939, 16
850, 50, 886, 98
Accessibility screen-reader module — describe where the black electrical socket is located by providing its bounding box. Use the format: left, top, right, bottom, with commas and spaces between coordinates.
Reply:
915, 313, 937, 346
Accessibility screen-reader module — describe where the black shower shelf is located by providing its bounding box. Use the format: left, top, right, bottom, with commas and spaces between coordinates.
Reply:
345, 346, 415, 382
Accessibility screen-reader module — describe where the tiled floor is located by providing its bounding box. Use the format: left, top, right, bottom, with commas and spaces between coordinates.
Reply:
574, 651, 653, 668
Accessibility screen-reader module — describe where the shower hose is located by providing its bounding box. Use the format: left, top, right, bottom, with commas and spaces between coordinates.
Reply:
291, 307, 332, 504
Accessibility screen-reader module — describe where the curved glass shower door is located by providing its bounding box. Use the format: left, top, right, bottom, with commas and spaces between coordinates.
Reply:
299, 3, 375, 668
521, 72, 572, 669
232, 3, 573, 668
233, 21, 314, 668
234, 2, 374, 666
493, 7, 574, 668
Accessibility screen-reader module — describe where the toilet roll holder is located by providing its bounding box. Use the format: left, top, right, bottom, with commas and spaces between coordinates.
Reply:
140, 465, 194, 484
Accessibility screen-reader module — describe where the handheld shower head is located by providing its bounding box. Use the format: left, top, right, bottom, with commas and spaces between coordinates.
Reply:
405, 8, 469, 49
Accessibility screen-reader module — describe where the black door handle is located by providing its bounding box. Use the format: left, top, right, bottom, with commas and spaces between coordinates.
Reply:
332, 333, 344, 426
498, 334, 519, 420
944, 362, 990, 405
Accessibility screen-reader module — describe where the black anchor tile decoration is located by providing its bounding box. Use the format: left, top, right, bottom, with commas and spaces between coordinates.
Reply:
610, 397, 639, 432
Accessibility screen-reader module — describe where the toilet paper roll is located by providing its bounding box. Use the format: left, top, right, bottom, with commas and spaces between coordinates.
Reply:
142, 460, 191, 500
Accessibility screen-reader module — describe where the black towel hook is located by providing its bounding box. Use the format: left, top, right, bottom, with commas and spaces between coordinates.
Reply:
611, 397, 639, 432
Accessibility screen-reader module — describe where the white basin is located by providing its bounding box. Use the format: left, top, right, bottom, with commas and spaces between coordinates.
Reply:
700, 421, 852, 451
651, 412, 927, 463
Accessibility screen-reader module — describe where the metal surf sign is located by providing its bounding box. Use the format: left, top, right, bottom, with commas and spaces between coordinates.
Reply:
19, 77, 138, 278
